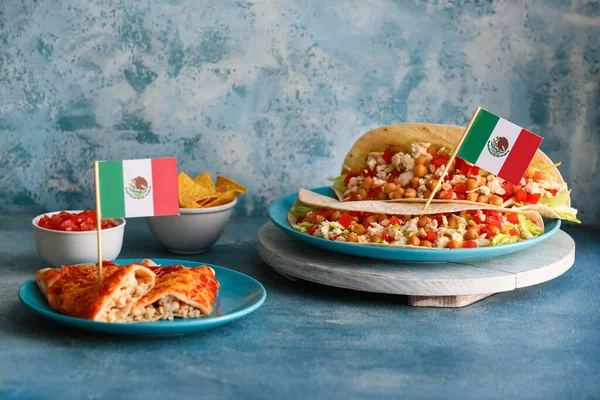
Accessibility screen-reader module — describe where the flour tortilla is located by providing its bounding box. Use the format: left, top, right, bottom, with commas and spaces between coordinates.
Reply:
336, 123, 570, 219
291, 188, 544, 230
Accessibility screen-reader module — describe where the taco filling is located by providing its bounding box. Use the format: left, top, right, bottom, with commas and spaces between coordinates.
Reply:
331, 141, 578, 222
291, 204, 544, 249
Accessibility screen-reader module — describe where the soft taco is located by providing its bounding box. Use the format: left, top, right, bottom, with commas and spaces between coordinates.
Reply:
329, 123, 579, 222
290, 188, 546, 249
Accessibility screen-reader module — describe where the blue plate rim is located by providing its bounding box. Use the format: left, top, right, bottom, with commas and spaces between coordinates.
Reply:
18, 258, 267, 329
268, 186, 561, 257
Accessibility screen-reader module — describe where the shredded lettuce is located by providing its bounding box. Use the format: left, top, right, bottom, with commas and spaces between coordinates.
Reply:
390, 224, 401, 231
329, 222, 344, 230
290, 204, 317, 217
518, 214, 544, 239
539, 189, 570, 208
292, 221, 313, 233
556, 211, 581, 224
491, 234, 519, 246
403, 230, 412, 238
328, 175, 347, 192
458, 223, 466, 231
536, 162, 562, 172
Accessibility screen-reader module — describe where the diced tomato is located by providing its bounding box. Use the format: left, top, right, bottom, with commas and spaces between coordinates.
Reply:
457, 157, 480, 176
338, 213, 355, 229
37, 210, 116, 232
514, 189, 527, 203
431, 214, 443, 226
382, 231, 392, 243
444, 175, 451, 181
462, 240, 477, 248
343, 173, 356, 185
485, 210, 500, 218
473, 214, 484, 224
381, 151, 395, 163
331, 234, 341, 241
307, 225, 319, 236
509, 229, 520, 236
444, 191, 457, 200
389, 216, 401, 226
453, 182, 466, 193
371, 186, 383, 199
480, 227, 492, 239
319, 208, 334, 218
296, 216, 305, 224
456, 193, 466, 200
533, 171, 545, 181
431, 154, 449, 167
547, 189, 558, 196
347, 194, 360, 201
465, 210, 477, 217
502, 181, 514, 195
426, 231, 438, 242
507, 213, 519, 224
486, 215, 502, 228
388, 170, 400, 182
525, 193, 541, 204
363, 168, 376, 177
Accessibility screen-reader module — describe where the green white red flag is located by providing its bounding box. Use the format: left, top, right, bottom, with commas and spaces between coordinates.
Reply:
96, 158, 179, 218
457, 108, 543, 184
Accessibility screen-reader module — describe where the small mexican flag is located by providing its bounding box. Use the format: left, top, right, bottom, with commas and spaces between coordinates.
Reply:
457, 108, 543, 184
96, 158, 179, 218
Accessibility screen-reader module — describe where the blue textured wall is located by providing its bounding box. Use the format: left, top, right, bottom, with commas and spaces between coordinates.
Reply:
1, 1, 598, 222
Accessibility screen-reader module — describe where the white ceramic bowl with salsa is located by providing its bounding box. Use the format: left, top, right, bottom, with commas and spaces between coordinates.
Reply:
32, 210, 126, 268
146, 198, 236, 254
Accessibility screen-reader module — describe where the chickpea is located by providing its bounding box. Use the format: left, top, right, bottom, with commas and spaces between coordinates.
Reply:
489, 226, 500, 236
447, 239, 461, 249
499, 226, 509, 235
477, 195, 489, 204
480, 176, 487, 186
384, 182, 397, 193
370, 234, 383, 243
414, 163, 428, 178
376, 214, 388, 222
405, 188, 417, 198
465, 178, 478, 191
391, 187, 405, 199
418, 216, 432, 227
350, 166, 364, 175
352, 224, 367, 235
427, 145, 438, 155
448, 215, 459, 227
466, 192, 479, 202
415, 156, 428, 165
464, 228, 479, 240
362, 176, 374, 190
421, 240, 433, 248
331, 210, 341, 221
437, 190, 448, 199
524, 166, 535, 179
424, 189, 432, 198
407, 235, 421, 246
378, 191, 387, 200
364, 215, 377, 225
315, 215, 326, 223
489, 195, 504, 206
402, 215, 412, 222
426, 178, 438, 190
410, 176, 420, 188
347, 233, 358, 242
358, 188, 368, 199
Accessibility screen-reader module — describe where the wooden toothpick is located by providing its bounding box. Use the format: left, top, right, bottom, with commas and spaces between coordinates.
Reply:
422, 107, 482, 211
94, 161, 103, 283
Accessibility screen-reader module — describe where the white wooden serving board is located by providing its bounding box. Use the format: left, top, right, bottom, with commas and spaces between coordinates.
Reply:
257, 222, 575, 308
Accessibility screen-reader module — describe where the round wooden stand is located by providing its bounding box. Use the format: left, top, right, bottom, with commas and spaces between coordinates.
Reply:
257, 222, 575, 308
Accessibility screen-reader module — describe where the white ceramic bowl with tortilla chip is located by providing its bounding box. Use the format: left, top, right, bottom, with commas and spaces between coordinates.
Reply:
32, 210, 126, 268
146, 198, 237, 254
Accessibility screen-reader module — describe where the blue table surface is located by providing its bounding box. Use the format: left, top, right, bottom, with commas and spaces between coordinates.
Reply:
1, 213, 599, 400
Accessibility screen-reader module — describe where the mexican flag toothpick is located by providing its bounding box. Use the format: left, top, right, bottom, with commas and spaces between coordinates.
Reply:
93, 158, 179, 281
423, 107, 543, 210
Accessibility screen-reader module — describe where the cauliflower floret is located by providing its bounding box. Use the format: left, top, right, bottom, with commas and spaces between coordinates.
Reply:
401, 218, 419, 236
411, 142, 431, 159
475, 238, 491, 247
367, 224, 384, 236
437, 236, 450, 248
397, 153, 415, 171
449, 174, 467, 185
451, 232, 463, 243
367, 157, 377, 170
478, 185, 491, 197
434, 166, 446, 178
398, 171, 415, 187
373, 178, 387, 187
486, 175, 506, 195
442, 181, 453, 192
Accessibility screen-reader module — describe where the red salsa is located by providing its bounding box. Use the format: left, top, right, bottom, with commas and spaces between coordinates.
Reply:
37, 210, 117, 232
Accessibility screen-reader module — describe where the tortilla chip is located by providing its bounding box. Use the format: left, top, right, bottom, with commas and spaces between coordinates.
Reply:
193, 172, 216, 193
178, 172, 214, 207
215, 176, 248, 194
196, 197, 218, 207
203, 191, 237, 207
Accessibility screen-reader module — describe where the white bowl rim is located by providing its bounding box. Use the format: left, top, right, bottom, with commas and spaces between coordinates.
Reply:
32, 210, 126, 235
175, 197, 238, 215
